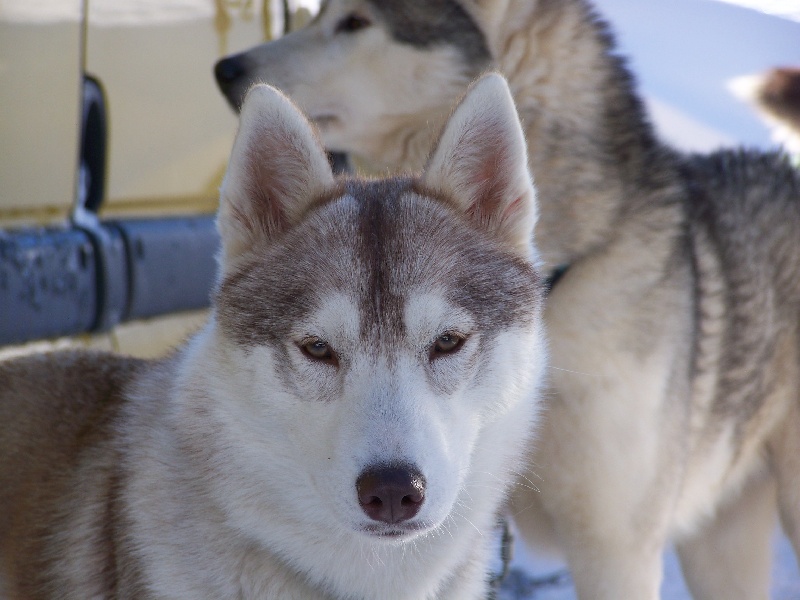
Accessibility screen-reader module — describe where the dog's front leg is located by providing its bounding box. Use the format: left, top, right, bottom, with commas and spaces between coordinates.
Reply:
676, 472, 776, 599
532, 382, 680, 599
517, 293, 692, 597
509, 244, 697, 599
771, 400, 800, 566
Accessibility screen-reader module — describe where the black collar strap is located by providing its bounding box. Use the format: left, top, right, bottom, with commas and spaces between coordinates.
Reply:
544, 264, 569, 295
489, 517, 514, 593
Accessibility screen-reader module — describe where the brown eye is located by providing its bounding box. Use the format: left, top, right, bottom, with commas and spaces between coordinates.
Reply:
301, 339, 338, 365
335, 13, 371, 33
430, 333, 465, 359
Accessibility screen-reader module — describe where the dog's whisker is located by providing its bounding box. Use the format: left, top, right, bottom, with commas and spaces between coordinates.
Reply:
547, 365, 600, 377
451, 508, 484, 537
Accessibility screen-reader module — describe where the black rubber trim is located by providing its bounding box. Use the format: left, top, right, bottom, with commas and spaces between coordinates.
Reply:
113, 216, 219, 321
77, 76, 107, 214
0, 227, 98, 344
0, 216, 218, 346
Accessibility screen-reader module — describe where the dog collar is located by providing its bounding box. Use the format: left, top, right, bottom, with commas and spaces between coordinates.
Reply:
544, 264, 569, 295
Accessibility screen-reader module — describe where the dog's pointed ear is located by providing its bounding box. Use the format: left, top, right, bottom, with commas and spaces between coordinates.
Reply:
422, 73, 537, 259
217, 84, 335, 272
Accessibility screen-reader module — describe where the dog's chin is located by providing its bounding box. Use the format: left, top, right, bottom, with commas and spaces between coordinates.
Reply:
358, 521, 433, 543
310, 114, 341, 131
217, 86, 246, 114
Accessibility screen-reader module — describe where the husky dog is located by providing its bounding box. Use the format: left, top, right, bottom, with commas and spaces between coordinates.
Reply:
0, 76, 546, 599
215, 0, 800, 597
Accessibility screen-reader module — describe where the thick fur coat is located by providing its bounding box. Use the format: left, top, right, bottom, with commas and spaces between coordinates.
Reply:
215, 1, 800, 597
0, 77, 547, 599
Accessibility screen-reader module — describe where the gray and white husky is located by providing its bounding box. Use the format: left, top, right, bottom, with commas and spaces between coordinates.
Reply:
215, 0, 800, 598
0, 76, 547, 599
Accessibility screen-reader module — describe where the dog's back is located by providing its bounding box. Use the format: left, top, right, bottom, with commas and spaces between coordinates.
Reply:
680, 148, 800, 476
0, 351, 147, 598
685, 149, 800, 311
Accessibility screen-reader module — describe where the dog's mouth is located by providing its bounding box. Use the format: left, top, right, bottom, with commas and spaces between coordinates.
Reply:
360, 521, 430, 540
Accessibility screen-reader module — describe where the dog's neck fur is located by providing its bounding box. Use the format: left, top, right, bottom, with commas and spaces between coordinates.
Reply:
481, 0, 681, 269
358, 0, 678, 270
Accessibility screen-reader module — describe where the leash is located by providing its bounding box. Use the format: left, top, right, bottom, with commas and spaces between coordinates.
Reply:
488, 517, 515, 598
488, 517, 573, 597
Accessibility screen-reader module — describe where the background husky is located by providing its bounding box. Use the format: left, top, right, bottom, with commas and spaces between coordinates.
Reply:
0, 76, 547, 599
215, 0, 800, 598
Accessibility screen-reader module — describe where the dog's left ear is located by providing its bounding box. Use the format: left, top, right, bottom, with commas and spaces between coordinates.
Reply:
422, 73, 537, 259
217, 84, 335, 274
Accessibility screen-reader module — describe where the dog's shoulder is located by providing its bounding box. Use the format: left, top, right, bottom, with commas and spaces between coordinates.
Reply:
0, 350, 149, 529
0, 350, 157, 595
0, 350, 149, 445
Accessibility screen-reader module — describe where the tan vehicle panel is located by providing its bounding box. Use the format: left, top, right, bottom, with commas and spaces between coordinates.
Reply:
0, 0, 272, 225
86, 0, 271, 218
0, 1, 83, 223
1, 0, 274, 356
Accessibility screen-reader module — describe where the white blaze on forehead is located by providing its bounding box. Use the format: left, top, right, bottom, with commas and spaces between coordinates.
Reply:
292, 292, 360, 342
404, 291, 476, 346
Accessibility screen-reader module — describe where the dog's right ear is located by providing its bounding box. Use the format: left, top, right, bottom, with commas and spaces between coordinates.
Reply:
217, 84, 335, 274
421, 73, 537, 260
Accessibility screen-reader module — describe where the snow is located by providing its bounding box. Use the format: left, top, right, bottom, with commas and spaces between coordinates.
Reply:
594, 0, 800, 152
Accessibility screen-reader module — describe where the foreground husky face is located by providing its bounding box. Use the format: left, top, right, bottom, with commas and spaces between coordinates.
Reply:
215, 0, 490, 168
201, 75, 544, 556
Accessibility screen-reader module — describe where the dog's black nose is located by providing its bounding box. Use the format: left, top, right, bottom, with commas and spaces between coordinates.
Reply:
214, 56, 245, 85
356, 464, 425, 524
